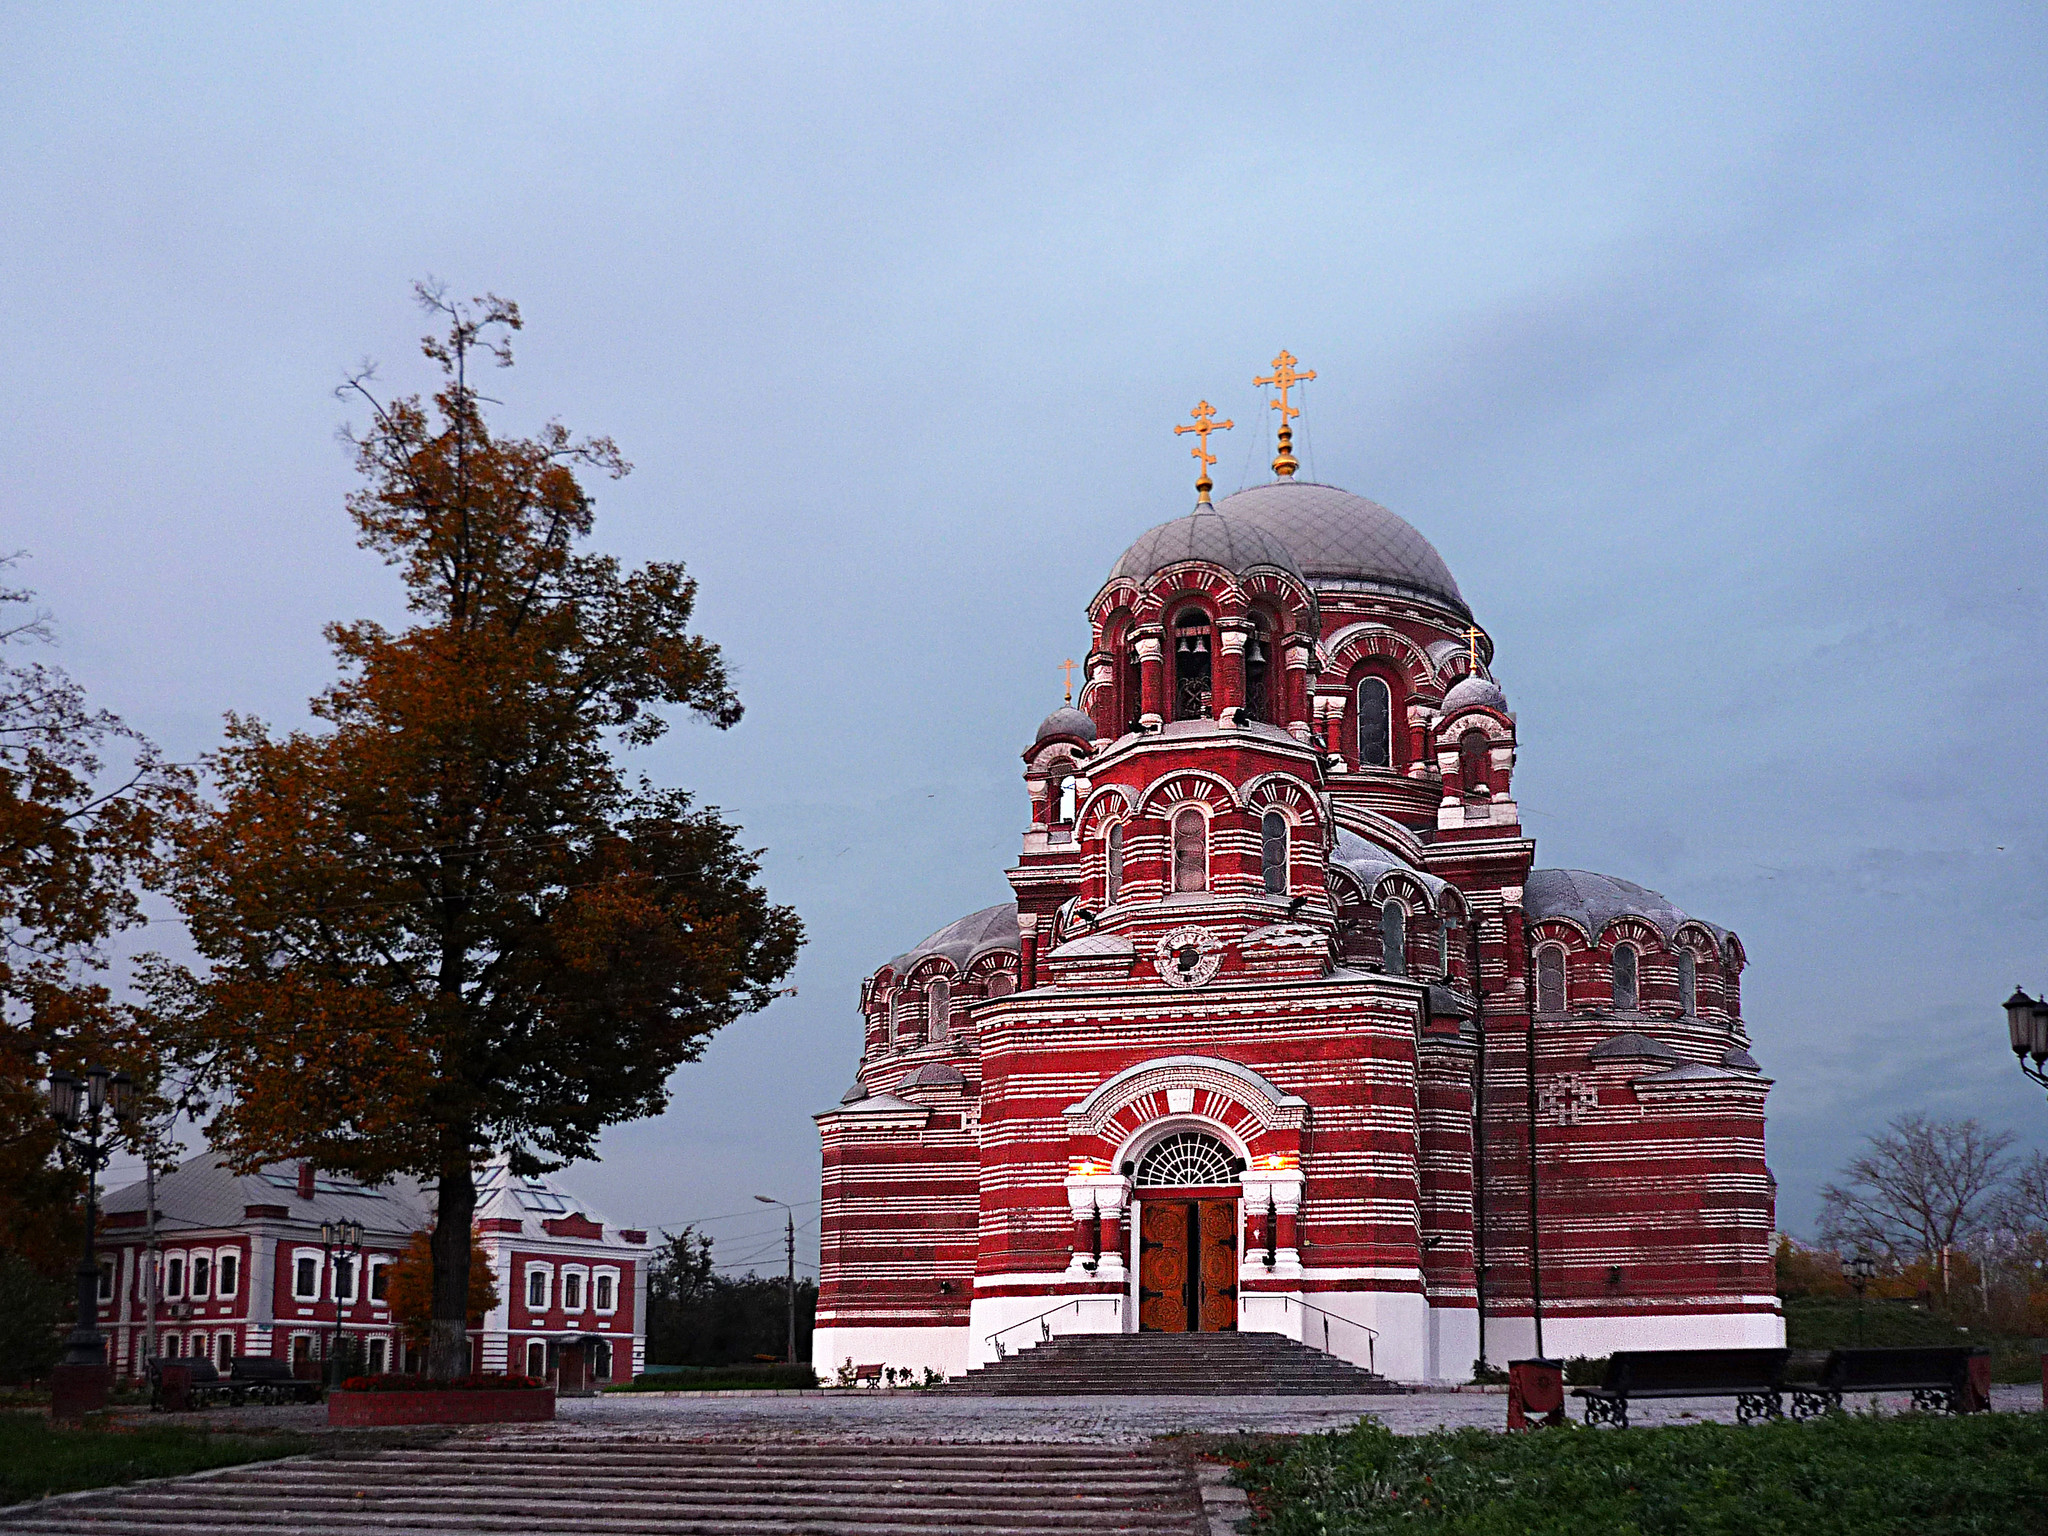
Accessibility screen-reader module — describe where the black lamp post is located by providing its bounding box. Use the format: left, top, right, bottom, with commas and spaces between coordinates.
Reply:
1841, 1251, 1877, 1346
2002, 987, 2048, 1093
46, 1066, 137, 1402
319, 1218, 364, 1384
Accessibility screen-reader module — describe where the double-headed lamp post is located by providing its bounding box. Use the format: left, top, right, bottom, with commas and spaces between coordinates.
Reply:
320, 1219, 364, 1383
2002, 988, 2048, 1093
1840, 1251, 1877, 1346
754, 1196, 796, 1366
46, 1067, 138, 1388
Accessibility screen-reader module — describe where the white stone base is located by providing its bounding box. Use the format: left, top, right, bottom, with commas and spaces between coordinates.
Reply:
812, 1325, 972, 1384
1238, 1289, 1431, 1380
966, 1291, 1130, 1368
1479, 1303, 1786, 1368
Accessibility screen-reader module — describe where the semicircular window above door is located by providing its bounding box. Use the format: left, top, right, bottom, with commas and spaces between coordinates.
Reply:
1133, 1131, 1235, 1187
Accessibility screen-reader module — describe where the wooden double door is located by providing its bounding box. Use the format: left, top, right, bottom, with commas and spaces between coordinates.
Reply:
1137, 1198, 1238, 1333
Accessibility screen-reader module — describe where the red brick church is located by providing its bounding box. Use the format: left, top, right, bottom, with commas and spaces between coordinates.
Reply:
815, 360, 1779, 1383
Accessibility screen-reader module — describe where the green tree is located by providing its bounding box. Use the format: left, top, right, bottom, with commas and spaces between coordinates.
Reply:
156, 286, 802, 1376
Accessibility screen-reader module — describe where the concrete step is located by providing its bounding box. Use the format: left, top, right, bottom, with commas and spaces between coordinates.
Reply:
0, 1440, 1197, 1535
939, 1329, 1402, 1397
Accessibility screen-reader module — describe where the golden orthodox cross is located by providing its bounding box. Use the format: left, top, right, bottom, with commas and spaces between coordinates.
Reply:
1255, 350, 1317, 426
1465, 625, 1483, 674
1175, 400, 1233, 502
1060, 658, 1078, 705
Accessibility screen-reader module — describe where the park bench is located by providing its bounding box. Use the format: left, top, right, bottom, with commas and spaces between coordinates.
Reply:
1789, 1346, 1991, 1418
1573, 1348, 1789, 1427
225, 1355, 324, 1406
853, 1362, 885, 1388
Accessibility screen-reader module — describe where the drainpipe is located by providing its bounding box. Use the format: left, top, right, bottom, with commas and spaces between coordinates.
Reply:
1467, 911, 1487, 1372
1524, 920, 1544, 1359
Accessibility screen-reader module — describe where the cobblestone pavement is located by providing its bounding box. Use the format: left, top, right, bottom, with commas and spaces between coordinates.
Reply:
121, 1384, 2042, 1443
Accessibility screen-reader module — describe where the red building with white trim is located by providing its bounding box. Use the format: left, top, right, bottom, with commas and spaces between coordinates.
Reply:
98, 1152, 648, 1390
815, 422, 1779, 1384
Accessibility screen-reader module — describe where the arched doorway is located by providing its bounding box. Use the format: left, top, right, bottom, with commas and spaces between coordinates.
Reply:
1131, 1131, 1239, 1334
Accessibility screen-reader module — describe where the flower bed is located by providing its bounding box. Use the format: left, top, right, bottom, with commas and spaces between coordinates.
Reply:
328, 1373, 554, 1427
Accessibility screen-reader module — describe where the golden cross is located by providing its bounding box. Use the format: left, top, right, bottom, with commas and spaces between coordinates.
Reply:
1465, 625, 1483, 674
1060, 658, 1078, 705
1255, 350, 1317, 426
1174, 400, 1233, 501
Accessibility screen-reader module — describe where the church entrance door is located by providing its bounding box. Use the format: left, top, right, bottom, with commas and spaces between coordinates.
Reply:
1137, 1198, 1237, 1333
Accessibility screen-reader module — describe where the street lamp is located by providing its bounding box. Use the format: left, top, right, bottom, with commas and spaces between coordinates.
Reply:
754, 1196, 797, 1366
1841, 1251, 1877, 1346
319, 1218, 364, 1384
45, 1064, 138, 1414
2003, 987, 2048, 1091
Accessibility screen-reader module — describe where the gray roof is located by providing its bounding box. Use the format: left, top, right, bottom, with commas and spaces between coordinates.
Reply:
1330, 830, 1451, 905
102, 1152, 429, 1237
883, 901, 1020, 975
1721, 1044, 1760, 1072
1525, 869, 1729, 943
1110, 508, 1303, 585
1216, 482, 1468, 616
1441, 673, 1507, 715
1035, 707, 1097, 746
905, 1062, 969, 1088
1588, 1031, 1682, 1064
840, 1079, 869, 1104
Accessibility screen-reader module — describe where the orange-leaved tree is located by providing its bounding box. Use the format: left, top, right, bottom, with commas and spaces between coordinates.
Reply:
386, 1229, 498, 1349
152, 286, 803, 1376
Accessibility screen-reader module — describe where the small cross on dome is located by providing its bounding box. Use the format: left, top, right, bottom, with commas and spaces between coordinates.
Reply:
1254, 350, 1316, 478
1174, 401, 1233, 504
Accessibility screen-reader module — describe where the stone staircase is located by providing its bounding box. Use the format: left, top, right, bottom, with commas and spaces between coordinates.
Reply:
938, 1330, 1405, 1396
0, 1440, 1199, 1535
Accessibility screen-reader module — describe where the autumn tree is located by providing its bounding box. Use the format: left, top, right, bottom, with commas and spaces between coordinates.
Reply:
385, 1229, 498, 1350
0, 562, 189, 1278
1817, 1114, 2016, 1297
156, 286, 803, 1376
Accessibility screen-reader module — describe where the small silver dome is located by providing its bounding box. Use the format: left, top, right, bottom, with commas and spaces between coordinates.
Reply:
1442, 674, 1507, 715
1110, 508, 1303, 585
1035, 707, 1097, 745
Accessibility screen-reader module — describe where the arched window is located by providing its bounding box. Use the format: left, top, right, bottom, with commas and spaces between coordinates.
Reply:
1380, 901, 1407, 976
1437, 919, 1452, 978
1261, 811, 1288, 895
1357, 676, 1392, 768
926, 978, 951, 1043
1173, 608, 1213, 721
1133, 1132, 1236, 1188
1679, 950, 1697, 1017
1536, 945, 1566, 1013
1611, 945, 1639, 1012
1460, 729, 1490, 795
1245, 616, 1273, 722
1055, 775, 1079, 824
985, 970, 1016, 999
1106, 821, 1124, 904
1172, 807, 1207, 893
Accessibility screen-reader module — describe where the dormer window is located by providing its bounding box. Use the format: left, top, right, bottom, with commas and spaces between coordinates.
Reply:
1380, 902, 1407, 976
1261, 812, 1288, 896
1357, 677, 1392, 768
1679, 950, 1697, 1017
926, 978, 951, 1043
1172, 609, 1212, 721
1612, 945, 1639, 1012
1172, 807, 1207, 893
1106, 821, 1124, 903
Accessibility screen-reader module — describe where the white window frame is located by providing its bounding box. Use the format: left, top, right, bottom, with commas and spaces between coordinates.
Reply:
291, 1250, 321, 1302
333, 1251, 360, 1305
560, 1265, 589, 1315
190, 1252, 212, 1301
164, 1250, 187, 1301
926, 977, 951, 1044
593, 1266, 620, 1315
1171, 805, 1209, 894
1105, 819, 1124, 904
1380, 900, 1408, 977
367, 1257, 389, 1305
1536, 943, 1569, 1014
1357, 675, 1393, 769
1678, 949, 1698, 1017
1612, 943, 1640, 1012
524, 1262, 554, 1313
525, 1339, 547, 1378
214, 1248, 239, 1299
1260, 810, 1289, 896
367, 1336, 388, 1375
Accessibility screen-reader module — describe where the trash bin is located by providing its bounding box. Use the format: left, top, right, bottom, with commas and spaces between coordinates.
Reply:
1507, 1357, 1565, 1431
156, 1363, 193, 1413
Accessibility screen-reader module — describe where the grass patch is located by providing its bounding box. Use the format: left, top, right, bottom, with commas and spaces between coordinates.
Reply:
1223, 1411, 2048, 1535
0, 1416, 313, 1507
1784, 1297, 2043, 1383
609, 1363, 818, 1392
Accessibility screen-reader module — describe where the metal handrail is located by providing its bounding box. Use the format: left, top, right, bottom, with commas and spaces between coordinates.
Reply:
985, 1298, 1085, 1358
1254, 1294, 1380, 1376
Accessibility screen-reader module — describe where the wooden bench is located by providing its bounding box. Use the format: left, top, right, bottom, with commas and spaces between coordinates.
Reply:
853, 1362, 885, 1388
1790, 1346, 1990, 1418
1572, 1348, 1789, 1428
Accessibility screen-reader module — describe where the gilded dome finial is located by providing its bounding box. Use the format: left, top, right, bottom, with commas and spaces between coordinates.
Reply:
1255, 350, 1316, 478
1059, 657, 1077, 706
1174, 400, 1233, 504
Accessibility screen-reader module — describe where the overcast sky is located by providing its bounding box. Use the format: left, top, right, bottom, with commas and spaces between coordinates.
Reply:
6, 3, 2046, 1273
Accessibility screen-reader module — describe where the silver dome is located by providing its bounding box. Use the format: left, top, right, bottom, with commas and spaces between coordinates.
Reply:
1035, 707, 1097, 745
1215, 481, 1467, 616
1110, 508, 1303, 586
